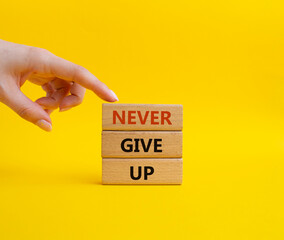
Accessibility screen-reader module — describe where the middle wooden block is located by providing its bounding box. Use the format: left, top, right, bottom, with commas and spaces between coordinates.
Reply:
102, 131, 183, 158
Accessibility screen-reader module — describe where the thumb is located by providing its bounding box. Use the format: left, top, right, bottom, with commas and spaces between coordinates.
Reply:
3, 87, 52, 132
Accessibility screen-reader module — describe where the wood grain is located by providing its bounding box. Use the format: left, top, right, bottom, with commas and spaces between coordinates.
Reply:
102, 131, 182, 158
102, 158, 182, 184
102, 104, 183, 130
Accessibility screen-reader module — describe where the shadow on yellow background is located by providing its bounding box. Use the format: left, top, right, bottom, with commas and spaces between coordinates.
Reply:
0, 0, 284, 239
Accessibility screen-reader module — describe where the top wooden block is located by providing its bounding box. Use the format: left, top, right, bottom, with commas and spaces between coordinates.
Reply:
102, 104, 183, 130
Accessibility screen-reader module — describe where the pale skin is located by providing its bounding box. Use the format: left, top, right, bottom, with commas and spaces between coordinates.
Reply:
0, 39, 118, 131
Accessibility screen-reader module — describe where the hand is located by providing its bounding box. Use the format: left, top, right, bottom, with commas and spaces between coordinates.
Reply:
0, 39, 118, 131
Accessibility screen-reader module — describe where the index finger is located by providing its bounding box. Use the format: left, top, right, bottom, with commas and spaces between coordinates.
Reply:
46, 54, 118, 102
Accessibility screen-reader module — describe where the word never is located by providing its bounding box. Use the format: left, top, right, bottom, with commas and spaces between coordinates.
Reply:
113, 111, 172, 125
130, 166, 154, 180
121, 138, 162, 152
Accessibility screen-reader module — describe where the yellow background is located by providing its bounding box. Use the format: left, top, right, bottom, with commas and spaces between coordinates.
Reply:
0, 0, 284, 239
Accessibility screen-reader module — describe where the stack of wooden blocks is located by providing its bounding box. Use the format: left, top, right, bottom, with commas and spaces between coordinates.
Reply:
101, 104, 183, 184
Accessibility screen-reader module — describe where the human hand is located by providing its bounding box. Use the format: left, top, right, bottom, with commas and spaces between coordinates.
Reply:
0, 39, 118, 131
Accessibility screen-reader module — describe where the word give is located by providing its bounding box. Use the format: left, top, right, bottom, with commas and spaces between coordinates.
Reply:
121, 138, 162, 152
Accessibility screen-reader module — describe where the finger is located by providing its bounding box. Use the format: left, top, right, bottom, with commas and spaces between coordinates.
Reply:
36, 83, 54, 116
2, 85, 52, 131
45, 109, 54, 115
36, 79, 70, 110
41, 82, 54, 95
45, 55, 118, 102
36, 83, 55, 112
59, 82, 86, 112
36, 88, 69, 109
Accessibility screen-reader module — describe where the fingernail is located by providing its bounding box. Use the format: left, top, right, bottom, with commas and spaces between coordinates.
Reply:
36, 120, 52, 132
110, 90, 119, 101
59, 107, 72, 112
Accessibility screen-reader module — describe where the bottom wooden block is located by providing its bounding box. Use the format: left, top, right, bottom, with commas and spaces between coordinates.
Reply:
102, 158, 182, 184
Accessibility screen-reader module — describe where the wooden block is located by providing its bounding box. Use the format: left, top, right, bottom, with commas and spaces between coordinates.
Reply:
102, 158, 182, 184
102, 104, 183, 130
102, 131, 182, 158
